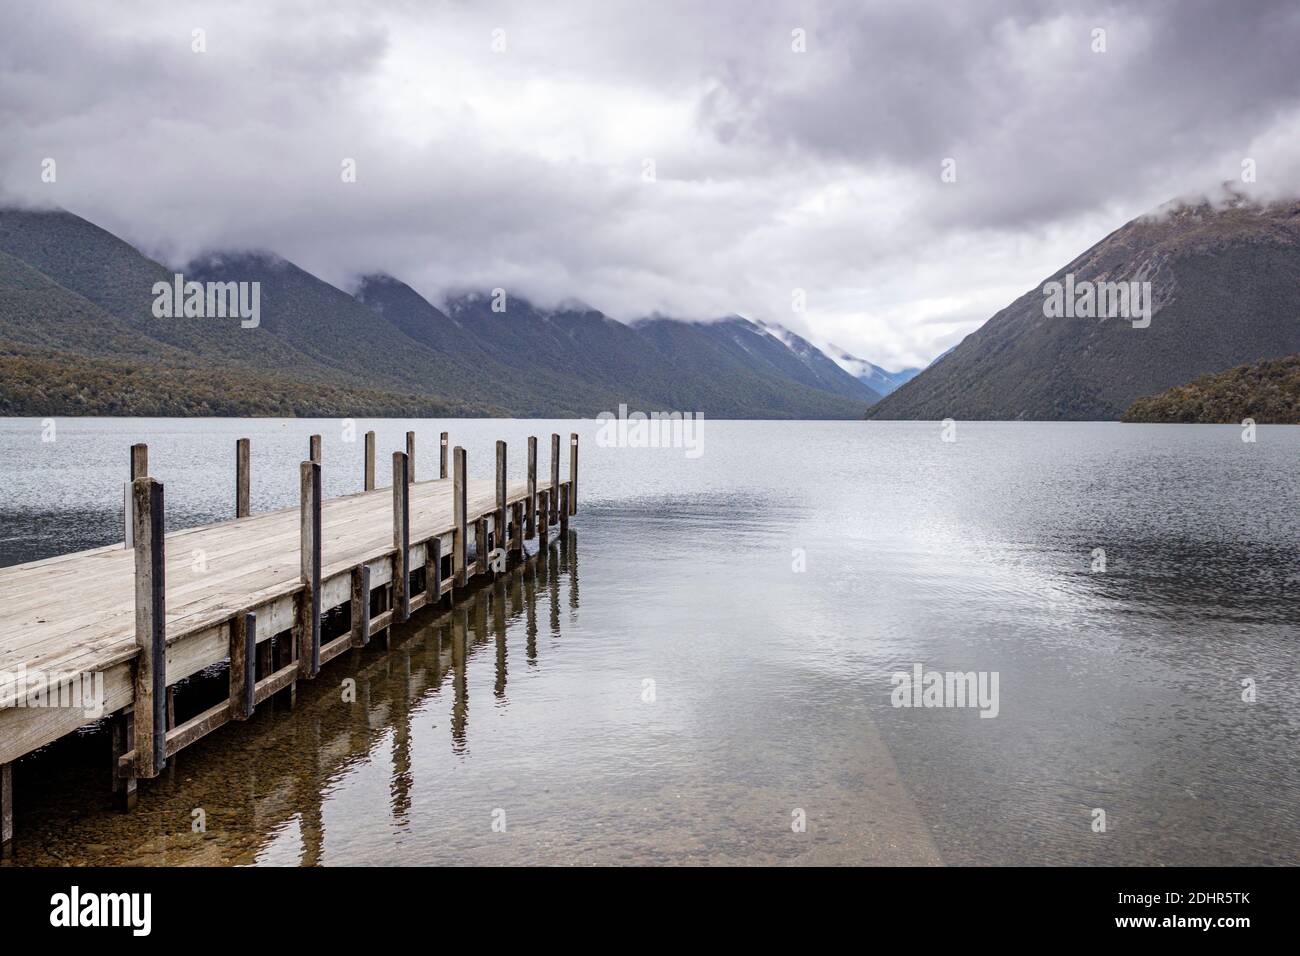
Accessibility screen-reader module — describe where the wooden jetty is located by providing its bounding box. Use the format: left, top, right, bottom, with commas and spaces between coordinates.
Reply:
0, 429, 580, 853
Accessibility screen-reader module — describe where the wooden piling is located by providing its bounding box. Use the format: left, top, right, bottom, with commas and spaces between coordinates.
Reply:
1, 760, 12, 855
364, 430, 376, 491
526, 436, 537, 538
130, 443, 148, 480
537, 489, 550, 547
131, 476, 166, 779
496, 440, 507, 556
550, 433, 560, 524
230, 612, 256, 721
510, 501, 524, 557
309, 434, 322, 464
406, 431, 416, 483
111, 711, 137, 810
297, 461, 321, 679
392, 452, 411, 623
235, 438, 251, 518
426, 536, 442, 607
453, 446, 467, 586
569, 432, 579, 514
559, 483, 570, 536
440, 431, 449, 479
476, 517, 488, 576
350, 565, 371, 648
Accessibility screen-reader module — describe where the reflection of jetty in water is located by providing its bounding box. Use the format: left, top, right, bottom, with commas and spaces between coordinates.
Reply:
2, 532, 579, 867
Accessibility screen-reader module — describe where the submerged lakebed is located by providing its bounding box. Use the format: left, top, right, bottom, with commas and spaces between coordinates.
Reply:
1, 418, 1297, 865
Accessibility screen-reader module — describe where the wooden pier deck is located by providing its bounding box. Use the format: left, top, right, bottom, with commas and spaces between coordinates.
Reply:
0, 429, 579, 853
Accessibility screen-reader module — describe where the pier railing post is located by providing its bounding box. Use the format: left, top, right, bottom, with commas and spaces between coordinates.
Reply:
124, 443, 148, 549
131, 476, 167, 779
309, 434, 322, 464
560, 484, 570, 536
236, 438, 251, 518
364, 430, 376, 491
130, 443, 149, 480
495, 440, 507, 558
230, 612, 256, 721
440, 432, 449, 479
526, 436, 537, 539
426, 536, 442, 607
298, 460, 321, 679
350, 565, 371, 648
406, 431, 416, 483
393, 452, 411, 623
511, 501, 524, 557
537, 489, 549, 547
453, 446, 467, 586
549, 433, 561, 524
569, 432, 578, 514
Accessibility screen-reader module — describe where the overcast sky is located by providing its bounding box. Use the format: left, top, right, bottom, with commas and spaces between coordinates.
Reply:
2, 0, 1298, 370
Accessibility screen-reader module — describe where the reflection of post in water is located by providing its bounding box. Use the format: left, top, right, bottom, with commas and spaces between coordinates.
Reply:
389, 646, 413, 829
547, 538, 562, 639
492, 577, 508, 699
564, 530, 578, 609
451, 606, 469, 753
523, 559, 538, 666
297, 712, 325, 866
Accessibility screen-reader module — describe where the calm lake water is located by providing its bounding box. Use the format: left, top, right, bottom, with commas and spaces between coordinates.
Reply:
1, 418, 1298, 866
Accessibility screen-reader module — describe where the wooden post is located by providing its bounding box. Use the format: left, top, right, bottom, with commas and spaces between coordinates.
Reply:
235, 438, 251, 518
439, 431, 449, 479
1, 761, 12, 855
298, 461, 321, 679
392, 452, 410, 623
475, 517, 488, 576
364, 430, 376, 491
526, 436, 537, 539
495, 440, 507, 554
230, 612, 256, 720
130, 443, 148, 480
350, 564, 371, 648
406, 431, 416, 482
510, 501, 524, 557
309, 434, 322, 464
131, 476, 166, 779
124, 443, 148, 549
537, 490, 549, 547
111, 711, 137, 810
569, 432, 579, 514
453, 446, 467, 586
426, 536, 442, 606
559, 483, 570, 536
550, 433, 560, 524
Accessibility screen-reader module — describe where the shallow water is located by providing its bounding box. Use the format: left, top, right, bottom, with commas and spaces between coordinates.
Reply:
1, 418, 1297, 865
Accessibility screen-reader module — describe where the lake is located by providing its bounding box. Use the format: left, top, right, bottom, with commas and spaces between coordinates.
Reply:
1, 417, 1297, 865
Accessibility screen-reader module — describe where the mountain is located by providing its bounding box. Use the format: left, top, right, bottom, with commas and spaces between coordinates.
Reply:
0, 206, 875, 419
1122, 353, 1300, 424
867, 193, 1300, 421
824, 343, 919, 396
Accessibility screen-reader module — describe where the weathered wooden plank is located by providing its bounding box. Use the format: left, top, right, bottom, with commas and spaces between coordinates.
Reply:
364, 430, 376, 491
392, 452, 410, 623
350, 564, 370, 648
496, 440, 507, 556
569, 432, 579, 514
132, 476, 166, 779
236, 438, 251, 518
550, 433, 560, 524
230, 611, 255, 721
454, 446, 467, 586
526, 436, 537, 539
297, 460, 321, 679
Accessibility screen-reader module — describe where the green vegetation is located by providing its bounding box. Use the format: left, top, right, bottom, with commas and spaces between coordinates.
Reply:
1122, 354, 1300, 424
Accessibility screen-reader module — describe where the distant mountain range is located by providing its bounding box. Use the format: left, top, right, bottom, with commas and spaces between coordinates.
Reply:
868, 193, 1300, 421
0, 207, 884, 418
